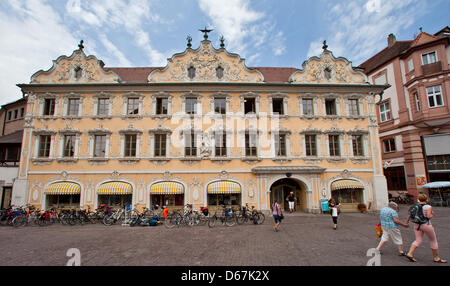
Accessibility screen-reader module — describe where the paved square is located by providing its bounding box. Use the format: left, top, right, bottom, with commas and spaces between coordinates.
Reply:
0, 207, 449, 266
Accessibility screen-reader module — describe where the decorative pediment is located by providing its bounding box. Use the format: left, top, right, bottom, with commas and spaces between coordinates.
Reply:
148, 41, 264, 83
289, 49, 367, 84
31, 49, 120, 84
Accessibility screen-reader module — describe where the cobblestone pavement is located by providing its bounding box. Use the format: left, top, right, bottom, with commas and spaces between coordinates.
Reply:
0, 207, 449, 266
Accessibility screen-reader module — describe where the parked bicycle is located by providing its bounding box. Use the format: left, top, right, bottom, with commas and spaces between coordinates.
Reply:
236, 204, 265, 225
208, 205, 236, 228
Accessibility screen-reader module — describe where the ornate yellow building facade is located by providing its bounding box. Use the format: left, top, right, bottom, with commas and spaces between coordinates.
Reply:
13, 36, 389, 213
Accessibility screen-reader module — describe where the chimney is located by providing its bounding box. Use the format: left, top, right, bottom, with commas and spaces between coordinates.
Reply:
387, 33, 396, 47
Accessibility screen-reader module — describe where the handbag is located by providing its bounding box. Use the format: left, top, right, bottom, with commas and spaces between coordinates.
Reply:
279, 211, 284, 220
376, 224, 383, 238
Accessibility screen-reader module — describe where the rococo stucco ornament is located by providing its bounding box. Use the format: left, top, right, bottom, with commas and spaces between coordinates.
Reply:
148, 40, 264, 83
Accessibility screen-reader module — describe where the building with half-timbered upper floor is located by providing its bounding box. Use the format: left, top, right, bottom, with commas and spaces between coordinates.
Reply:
12, 33, 389, 213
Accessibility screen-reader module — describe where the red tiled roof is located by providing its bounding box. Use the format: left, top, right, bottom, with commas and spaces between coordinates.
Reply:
358, 41, 412, 74
104, 67, 160, 83
104, 67, 298, 83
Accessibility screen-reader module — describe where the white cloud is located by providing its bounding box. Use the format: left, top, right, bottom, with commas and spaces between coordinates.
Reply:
306, 0, 427, 65
198, 0, 285, 61
0, 0, 78, 105
99, 35, 132, 67
65, 0, 168, 66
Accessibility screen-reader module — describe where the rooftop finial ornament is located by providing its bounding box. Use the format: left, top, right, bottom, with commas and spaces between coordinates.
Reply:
199, 26, 213, 40
186, 35, 192, 48
322, 40, 328, 51
220, 35, 225, 48
78, 40, 84, 51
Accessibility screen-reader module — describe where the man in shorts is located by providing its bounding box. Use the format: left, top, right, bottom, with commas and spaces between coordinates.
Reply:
286, 192, 297, 213
376, 201, 409, 256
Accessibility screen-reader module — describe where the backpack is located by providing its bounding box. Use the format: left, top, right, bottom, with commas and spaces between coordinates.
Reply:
408, 204, 429, 230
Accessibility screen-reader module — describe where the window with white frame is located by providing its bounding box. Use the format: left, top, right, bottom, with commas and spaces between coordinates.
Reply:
156, 98, 168, 115
38, 135, 52, 158
325, 98, 337, 115
302, 98, 314, 115
352, 135, 364, 156
426, 85, 443, 108
383, 138, 396, 153
374, 74, 387, 85
93, 135, 107, 158
67, 98, 80, 116
305, 134, 317, 156
422, 51, 437, 65
43, 98, 55, 116
214, 131, 227, 157
407, 59, 414, 72
63, 135, 76, 157
124, 134, 137, 157
154, 134, 167, 157
379, 101, 392, 122
274, 133, 287, 157
184, 130, 197, 157
414, 92, 421, 111
245, 132, 257, 157
214, 98, 226, 114
127, 98, 140, 115
328, 135, 340, 157
348, 99, 360, 116
185, 98, 198, 115
97, 98, 110, 116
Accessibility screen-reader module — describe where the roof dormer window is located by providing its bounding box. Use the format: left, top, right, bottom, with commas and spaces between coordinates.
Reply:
74, 67, 82, 80
216, 66, 224, 79
188, 66, 196, 79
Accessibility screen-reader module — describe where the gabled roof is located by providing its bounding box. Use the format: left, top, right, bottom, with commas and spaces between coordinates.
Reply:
358, 41, 412, 74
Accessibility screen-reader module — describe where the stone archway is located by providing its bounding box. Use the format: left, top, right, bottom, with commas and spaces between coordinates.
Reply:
269, 178, 307, 212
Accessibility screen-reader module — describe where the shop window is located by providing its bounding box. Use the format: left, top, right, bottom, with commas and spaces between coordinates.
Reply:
332, 189, 363, 204
98, 194, 131, 208
208, 194, 241, 207
151, 194, 184, 207
46, 195, 80, 208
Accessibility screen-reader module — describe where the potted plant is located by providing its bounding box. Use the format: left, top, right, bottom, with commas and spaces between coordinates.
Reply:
357, 203, 367, 213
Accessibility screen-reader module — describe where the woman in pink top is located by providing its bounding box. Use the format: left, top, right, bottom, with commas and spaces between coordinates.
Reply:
405, 194, 447, 263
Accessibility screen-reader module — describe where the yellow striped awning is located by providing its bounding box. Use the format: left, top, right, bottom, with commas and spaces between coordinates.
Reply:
150, 182, 184, 194
207, 181, 241, 194
44, 182, 81, 195
331, 180, 364, 191
97, 182, 132, 195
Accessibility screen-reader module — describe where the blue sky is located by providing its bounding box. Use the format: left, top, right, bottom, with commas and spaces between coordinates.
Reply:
0, 0, 448, 105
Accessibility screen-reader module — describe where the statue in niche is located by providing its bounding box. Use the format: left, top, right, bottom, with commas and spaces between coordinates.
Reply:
200, 133, 212, 158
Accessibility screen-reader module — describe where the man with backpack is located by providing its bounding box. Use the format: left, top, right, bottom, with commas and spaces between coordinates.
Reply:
376, 202, 409, 256
405, 194, 447, 263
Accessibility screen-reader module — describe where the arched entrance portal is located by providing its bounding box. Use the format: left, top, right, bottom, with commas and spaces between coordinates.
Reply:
270, 178, 307, 212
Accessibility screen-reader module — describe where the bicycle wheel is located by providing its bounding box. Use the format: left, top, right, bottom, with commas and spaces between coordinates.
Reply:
208, 215, 217, 228
103, 215, 114, 226
12, 215, 26, 228
197, 215, 208, 226
256, 212, 265, 225
225, 215, 236, 227
164, 214, 177, 229
236, 214, 246, 225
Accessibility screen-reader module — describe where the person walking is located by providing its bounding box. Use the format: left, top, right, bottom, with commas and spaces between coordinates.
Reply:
272, 199, 283, 232
286, 191, 297, 213
405, 194, 447, 263
328, 198, 340, 230
376, 201, 409, 256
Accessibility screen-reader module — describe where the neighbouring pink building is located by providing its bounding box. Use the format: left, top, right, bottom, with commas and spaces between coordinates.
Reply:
359, 26, 450, 199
